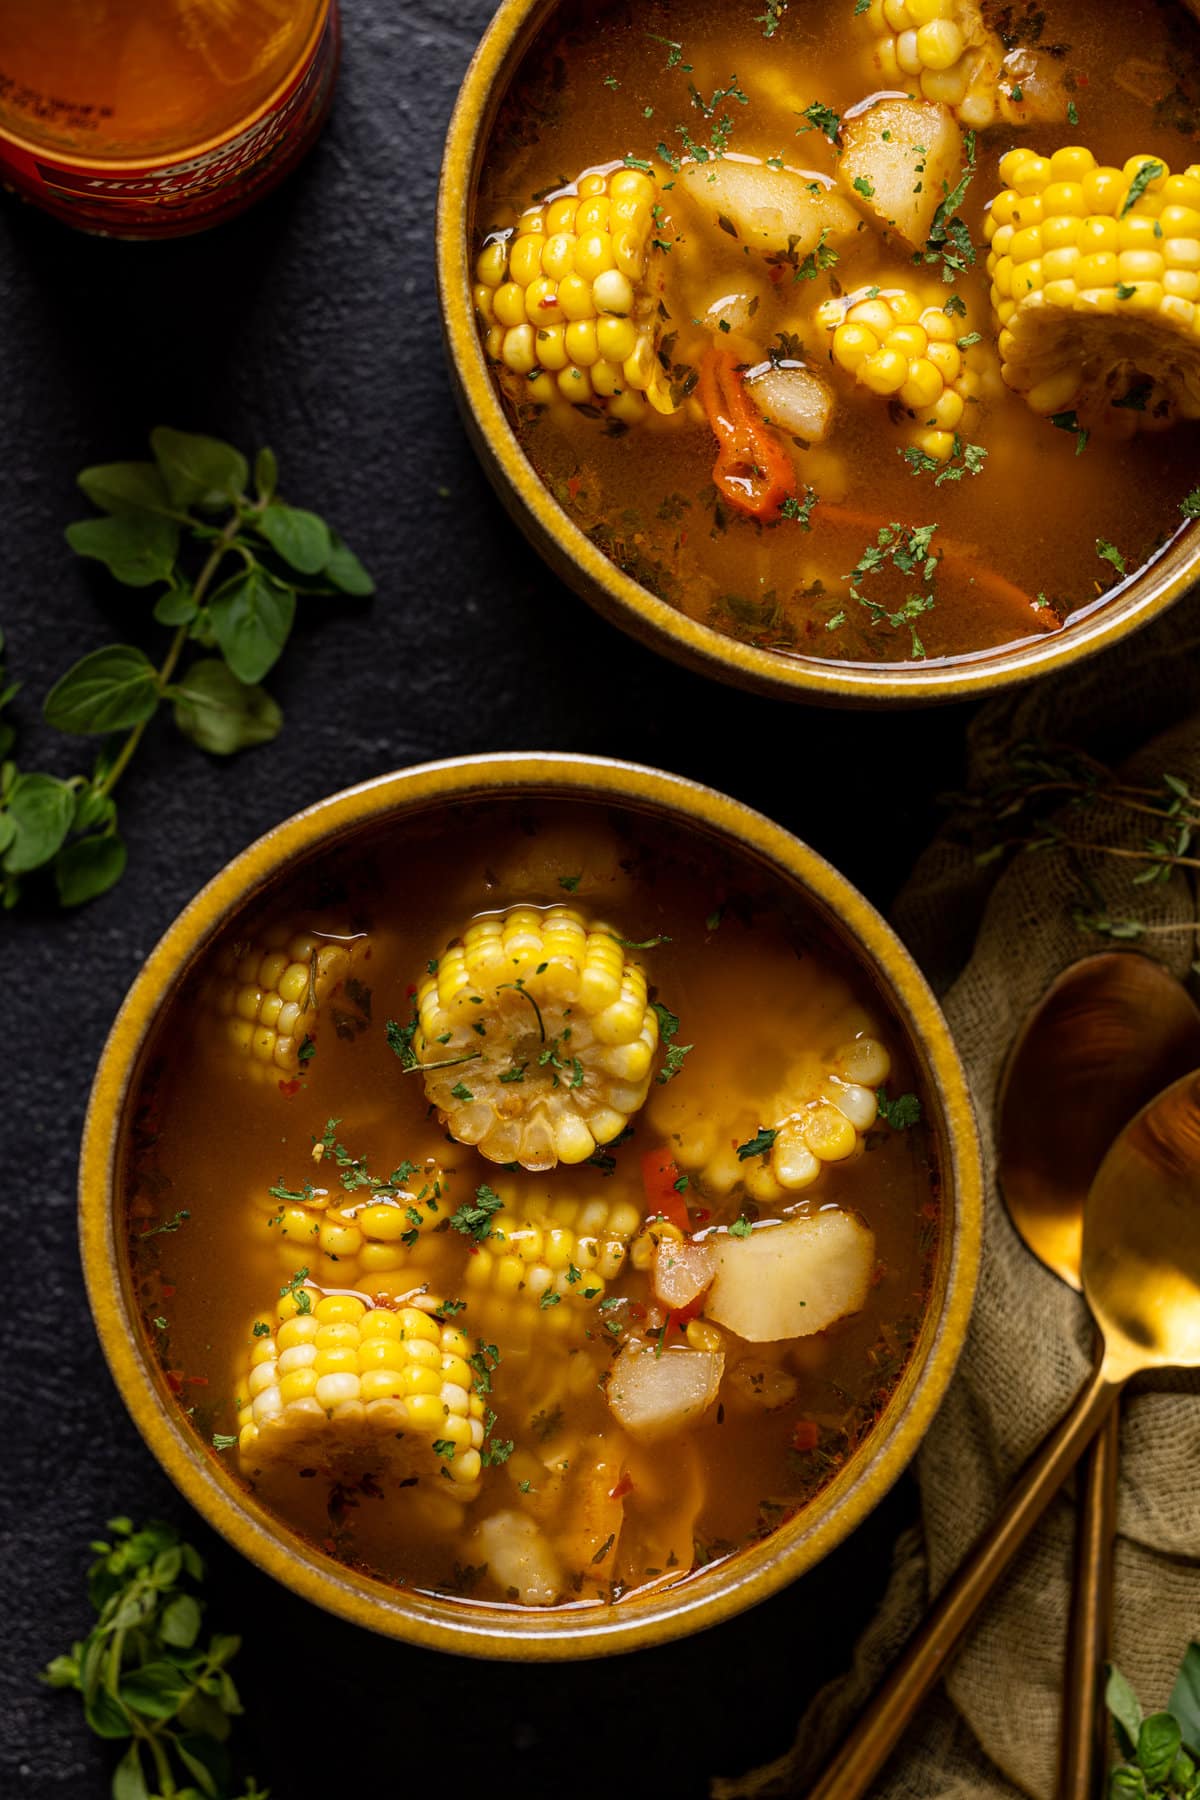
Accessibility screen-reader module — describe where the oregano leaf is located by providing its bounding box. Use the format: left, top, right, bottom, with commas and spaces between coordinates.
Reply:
325, 533, 375, 595
208, 568, 295, 684
171, 658, 282, 756
44, 645, 159, 735
150, 428, 248, 510
55, 834, 127, 907
77, 462, 172, 518
66, 514, 179, 587
3, 772, 75, 872
258, 503, 332, 575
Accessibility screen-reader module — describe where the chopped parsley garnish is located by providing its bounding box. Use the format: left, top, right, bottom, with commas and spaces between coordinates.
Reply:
902, 436, 987, 486
434, 1298, 466, 1320
280, 1268, 311, 1313
385, 1014, 419, 1069
644, 32, 691, 71
1115, 283, 1136, 301
252, 1320, 270, 1338
1096, 538, 1127, 578
846, 521, 941, 659
852, 175, 875, 198
138, 1208, 190, 1238
449, 1184, 505, 1244
876, 1089, 922, 1130
757, 0, 787, 36
918, 130, 977, 281
736, 1127, 777, 1160
798, 100, 841, 144
449, 1080, 474, 1101
469, 1341, 500, 1395
558, 873, 581, 892
728, 1215, 753, 1238
1050, 409, 1089, 455
539, 1291, 563, 1310
432, 1439, 456, 1460
297, 1034, 316, 1065
651, 1000, 694, 1085
481, 1437, 515, 1467
499, 1063, 527, 1083
211, 1433, 238, 1452
1120, 158, 1164, 218
1067, 99, 1079, 125
1182, 489, 1200, 520
781, 486, 819, 527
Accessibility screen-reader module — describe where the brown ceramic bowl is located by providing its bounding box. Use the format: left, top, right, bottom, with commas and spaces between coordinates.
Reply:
436, 0, 1200, 707
80, 753, 982, 1656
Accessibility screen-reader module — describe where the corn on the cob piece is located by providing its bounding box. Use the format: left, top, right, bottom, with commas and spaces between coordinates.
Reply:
249, 1156, 449, 1299
649, 1032, 891, 1204
463, 1192, 642, 1340
237, 1287, 487, 1487
414, 905, 660, 1170
857, 0, 1065, 128
985, 147, 1200, 435
819, 284, 988, 462
474, 164, 678, 421
200, 919, 369, 1081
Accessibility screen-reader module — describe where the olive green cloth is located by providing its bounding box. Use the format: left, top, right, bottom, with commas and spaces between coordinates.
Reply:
714, 589, 1200, 1800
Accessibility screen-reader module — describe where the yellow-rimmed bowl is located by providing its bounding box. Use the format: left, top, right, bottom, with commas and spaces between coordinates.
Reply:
81, 752, 982, 1657
436, 0, 1200, 708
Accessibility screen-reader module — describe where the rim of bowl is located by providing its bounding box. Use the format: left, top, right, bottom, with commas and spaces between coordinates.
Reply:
435, 0, 1200, 708
80, 752, 983, 1658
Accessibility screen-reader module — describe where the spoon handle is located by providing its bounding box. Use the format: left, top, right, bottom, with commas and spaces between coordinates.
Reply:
807, 1362, 1121, 1800
1057, 1399, 1121, 1800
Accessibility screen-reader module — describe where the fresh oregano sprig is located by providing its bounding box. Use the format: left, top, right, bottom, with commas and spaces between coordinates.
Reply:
0, 428, 372, 909
1106, 1641, 1200, 1797
42, 1515, 267, 1800
945, 740, 1200, 955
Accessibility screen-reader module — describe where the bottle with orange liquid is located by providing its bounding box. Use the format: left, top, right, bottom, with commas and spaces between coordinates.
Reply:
0, 0, 339, 237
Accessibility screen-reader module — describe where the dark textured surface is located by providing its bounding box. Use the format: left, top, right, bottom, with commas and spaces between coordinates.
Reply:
1, 6, 976, 1795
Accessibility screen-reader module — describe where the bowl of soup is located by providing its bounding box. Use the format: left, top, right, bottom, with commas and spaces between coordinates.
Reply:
437, 0, 1200, 703
80, 754, 982, 1654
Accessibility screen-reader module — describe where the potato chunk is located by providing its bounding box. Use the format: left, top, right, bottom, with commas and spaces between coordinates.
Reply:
747, 363, 834, 445
838, 99, 963, 251
705, 1210, 875, 1342
677, 156, 859, 259
474, 1510, 563, 1606
606, 1342, 724, 1442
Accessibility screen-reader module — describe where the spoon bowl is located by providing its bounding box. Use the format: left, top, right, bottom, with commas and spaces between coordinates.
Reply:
998, 951, 1200, 1288
1086, 1070, 1200, 1373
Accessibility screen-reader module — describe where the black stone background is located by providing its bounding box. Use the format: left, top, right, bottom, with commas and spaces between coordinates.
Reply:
0, 5, 979, 1794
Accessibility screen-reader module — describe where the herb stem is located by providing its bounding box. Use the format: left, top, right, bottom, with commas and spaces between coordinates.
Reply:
95, 508, 244, 802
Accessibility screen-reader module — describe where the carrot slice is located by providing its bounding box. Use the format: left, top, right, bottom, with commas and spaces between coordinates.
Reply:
812, 500, 1054, 635
698, 345, 797, 523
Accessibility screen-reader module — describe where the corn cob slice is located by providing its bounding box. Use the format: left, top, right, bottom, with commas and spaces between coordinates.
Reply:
649, 1032, 892, 1205
985, 148, 1200, 435
414, 905, 660, 1170
463, 1191, 643, 1341
857, 0, 1065, 128
250, 1157, 449, 1299
474, 164, 678, 421
237, 1287, 487, 1487
819, 284, 988, 462
200, 919, 369, 1081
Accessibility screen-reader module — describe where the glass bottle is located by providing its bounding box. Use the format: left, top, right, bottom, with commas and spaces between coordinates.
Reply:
0, 0, 340, 237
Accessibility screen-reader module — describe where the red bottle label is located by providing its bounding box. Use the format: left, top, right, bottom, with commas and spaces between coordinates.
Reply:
0, 3, 340, 238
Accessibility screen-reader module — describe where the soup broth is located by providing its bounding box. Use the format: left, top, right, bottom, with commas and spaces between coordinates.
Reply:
473, 0, 1200, 666
127, 800, 939, 1608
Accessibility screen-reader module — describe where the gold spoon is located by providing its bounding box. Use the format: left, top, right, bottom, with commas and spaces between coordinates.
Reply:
809, 1062, 1200, 1800
997, 953, 1200, 1799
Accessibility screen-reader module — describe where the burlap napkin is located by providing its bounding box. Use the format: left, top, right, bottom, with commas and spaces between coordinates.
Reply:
715, 587, 1200, 1800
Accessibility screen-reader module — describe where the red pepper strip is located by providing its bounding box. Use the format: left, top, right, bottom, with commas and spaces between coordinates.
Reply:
608, 1471, 635, 1501
697, 344, 797, 523
641, 1147, 690, 1234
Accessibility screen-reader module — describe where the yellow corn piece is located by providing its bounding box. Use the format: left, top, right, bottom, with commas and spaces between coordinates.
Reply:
474, 163, 678, 421
413, 904, 660, 1170
237, 1287, 487, 1487
463, 1191, 643, 1339
249, 1157, 450, 1300
985, 147, 1200, 435
200, 919, 370, 1081
649, 1032, 892, 1204
819, 283, 988, 462
857, 0, 1065, 127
